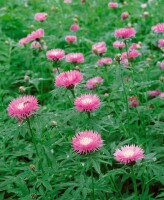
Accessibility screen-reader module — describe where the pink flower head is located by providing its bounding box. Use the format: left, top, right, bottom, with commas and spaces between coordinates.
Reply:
72, 130, 103, 154
114, 144, 144, 164
27, 28, 44, 41
122, 50, 140, 61
92, 42, 107, 55
108, 2, 118, 8
115, 27, 136, 39
70, 24, 79, 32
66, 53, 84, 63
159, 92, 164, 98
160, 61, 164, 69
152, 23, 164, 34
149, 90, 161, 97
31, 41, 42, 49
64, 0, 72, 3
74, 94, 101, 112
121, 12, 129, 20
120, 59, 129, 67
65, 35, 77, 43
129, 43, 141, 51
7, 95, 39, 120
97, 57, 112, 66
113, 41, 125, 49
158, 39, 164, 48
19, 37, 29, 46
128, 96, 139, 107
46, 49, 65, 61
34, 13, 47, 22
86, 77, 103, 89
55, 70, 83, 89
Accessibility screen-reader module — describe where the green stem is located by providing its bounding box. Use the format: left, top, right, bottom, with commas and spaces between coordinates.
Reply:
131, 166, 139, 200
26, 118, 39, 158
91, 167, 95, 200
70, 88, 75, 98
87, 112, 91, 119
110, 175, 123, 199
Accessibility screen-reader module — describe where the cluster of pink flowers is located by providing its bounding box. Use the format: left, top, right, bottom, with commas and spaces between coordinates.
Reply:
152, 23, 164, 34
72, 130, 103, 154
108, 2, 118, 8
70, 24, 79, 32
114, 145, 144, 164
149, 90, 161, 97
160, 61, 164, 69
46, 49, 65, 61
129, 43, 141, 51
8, 96, 39, 119
128, 96, 139, 107
121, 12, 129, 20
86, 77, 103, 89
66, 53, 84, 63
74, 94, 101, 112
113, 41, 125, 49
122, 50, 140, 61
34, 13, 47, 22
92, 42, 107, 55
19, 28, 44, 46
65, 35, 77, 43
158, 39, 164, 48
115, 27, 136, 39
55, 70, 83, 89
97, 57, 112, 66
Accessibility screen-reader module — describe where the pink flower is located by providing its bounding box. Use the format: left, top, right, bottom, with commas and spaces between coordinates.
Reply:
64, 0, 72, 3
160, 61, 164, 69
108, 2, 118, 8
158, 39, 164, 48
92, 42, 107, 55
120, 59, 129, 67
65, 35, 77, 43
27, 28, 44, 41
34, 13, 47, 22
128, 96, 139, 107
72, 130, 103, 154
31, 41, 42, 49
115, 27, 136, 39
149, 90, 161, 97
113, 41, 125, 49
70, 24, 79, 32
86, 77, 103, 89
53, 68, 60, 73
19, 37, 29, 46
114, 144, 144, 164
121, 12, 129, 20
74, 94, 101, 112
129, 43, 141, 51
46, 49, 65, 61
66, 53, 84, 63
122, 50, 140, 61
55, 70, 83, 89
159, 92, 164, 98
7, 95, 39, 120
152, 23, 164, 34
97, 57, 112, 66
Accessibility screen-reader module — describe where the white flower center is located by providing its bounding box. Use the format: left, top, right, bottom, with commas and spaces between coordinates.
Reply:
80, 137, 92, 146
17, 101, 29, 110
123, 150, 134, 158
82, 98, 92, 105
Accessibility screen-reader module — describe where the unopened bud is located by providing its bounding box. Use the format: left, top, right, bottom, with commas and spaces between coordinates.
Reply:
75, 66, 80, 71
115, 54, 122, 62
144, 12, 149, 18
5, 40, 9, 45
50, 121, 57, 126
19, 86, 26, 93
24, 75, 30, 82
51, 6, 55, 11
29, 164, 35, 170
30, 25, 34, 29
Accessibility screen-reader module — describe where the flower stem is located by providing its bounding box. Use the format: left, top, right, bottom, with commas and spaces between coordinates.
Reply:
26, 118, 39, 158
70, 88, 75, 98
87, 112, 91, 119
131, 166, 139, 200
91, 167, 95, 200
